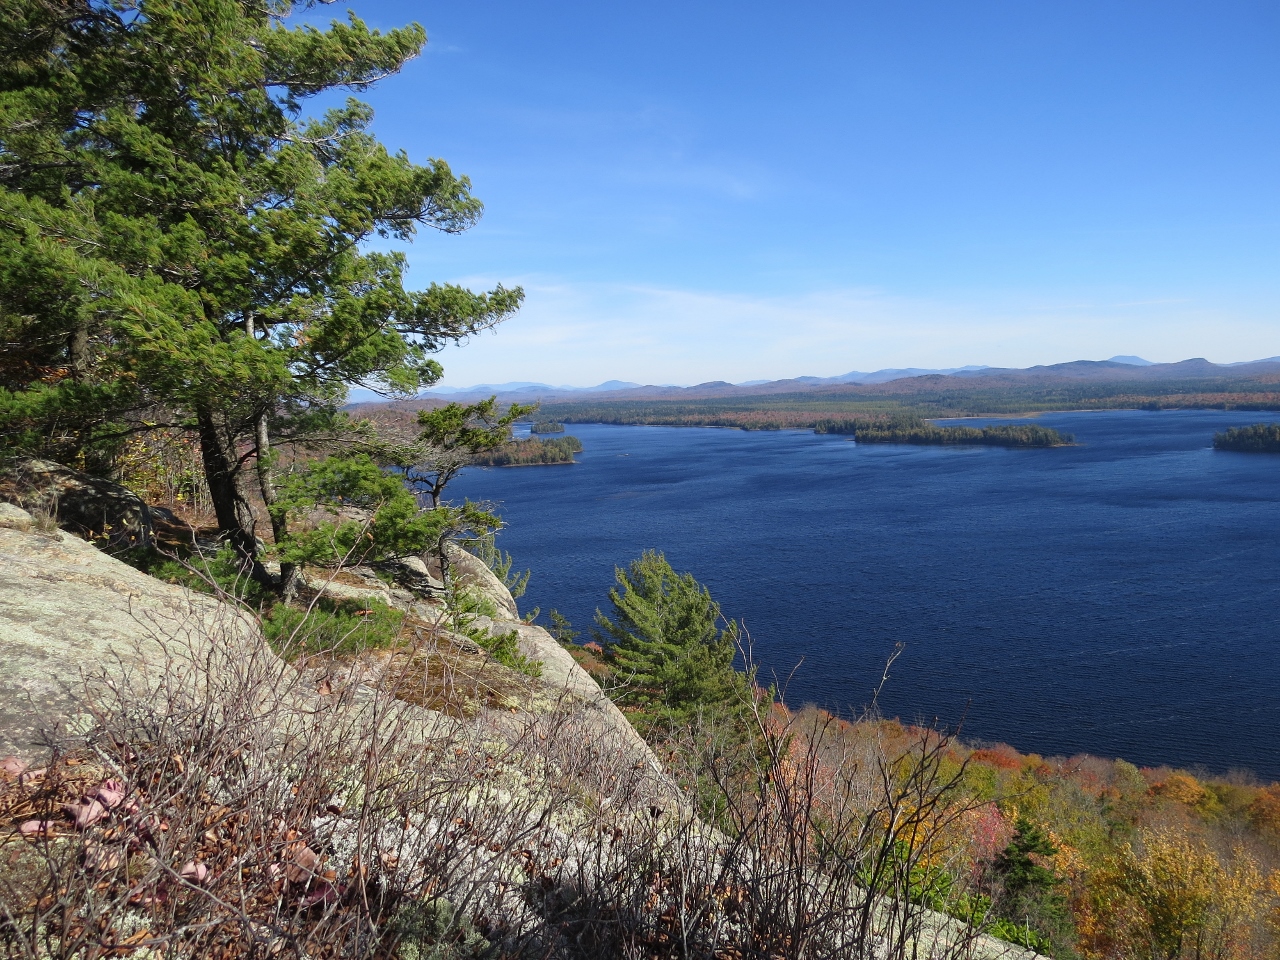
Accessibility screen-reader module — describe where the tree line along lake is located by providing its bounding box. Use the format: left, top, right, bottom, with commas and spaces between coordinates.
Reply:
450, 409, 1280, 780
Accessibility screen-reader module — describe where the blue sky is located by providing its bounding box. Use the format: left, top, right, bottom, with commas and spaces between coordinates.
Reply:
324, 1, 1280, 386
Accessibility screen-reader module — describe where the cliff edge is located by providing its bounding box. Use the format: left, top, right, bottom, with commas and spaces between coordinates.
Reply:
0, 501, 669, 801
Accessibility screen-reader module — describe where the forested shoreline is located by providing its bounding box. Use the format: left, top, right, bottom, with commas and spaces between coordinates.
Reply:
814, 417, 1073, 446
536, 375, 1280, 432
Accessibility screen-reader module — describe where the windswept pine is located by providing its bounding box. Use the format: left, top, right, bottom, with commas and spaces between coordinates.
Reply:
0, 1, 522, 591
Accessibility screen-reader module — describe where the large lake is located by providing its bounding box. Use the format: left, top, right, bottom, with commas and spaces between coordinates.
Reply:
450, 410, 1280, 779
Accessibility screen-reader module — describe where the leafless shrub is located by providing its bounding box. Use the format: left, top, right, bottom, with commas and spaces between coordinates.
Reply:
0, 602, 1019, 960
0, 597, 670, 960
546, 641, 1013, 960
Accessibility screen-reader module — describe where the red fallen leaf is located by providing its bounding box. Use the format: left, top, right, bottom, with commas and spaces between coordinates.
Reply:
93, 780, 126, 810
83, 843, 124, 872
179, 861, 209, 885
300, 881, 343, 907
0, 756, 27, 779
63, 798, 107, 830
286, 845, 321, 883
19, 820, 56, 838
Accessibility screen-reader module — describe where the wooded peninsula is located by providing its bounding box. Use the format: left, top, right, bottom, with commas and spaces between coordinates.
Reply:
1213, 423, 1280, 452
349, 362, 1280, 454
471, 435, 583, 465
813, 417, 1072, 446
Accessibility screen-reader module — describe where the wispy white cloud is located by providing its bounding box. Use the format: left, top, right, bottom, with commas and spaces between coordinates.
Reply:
428, 278, 1280, 387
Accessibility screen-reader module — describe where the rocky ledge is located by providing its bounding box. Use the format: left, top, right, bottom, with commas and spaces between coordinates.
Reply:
0, 500, 666, 796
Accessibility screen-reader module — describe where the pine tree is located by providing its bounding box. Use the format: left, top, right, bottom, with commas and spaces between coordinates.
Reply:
991, 817, 1073, 953
594, 550, 753, 731
0, 1, 520, 586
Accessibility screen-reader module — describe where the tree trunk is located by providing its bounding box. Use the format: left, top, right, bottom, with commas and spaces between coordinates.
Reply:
253, 409, 299, 601
196, 406, 271, 586
67, 321, 90, 381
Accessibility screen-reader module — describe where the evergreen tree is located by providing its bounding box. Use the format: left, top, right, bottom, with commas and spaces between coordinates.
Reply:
407, 398, 536, 509
0, 1, 520, 587
594, 550, 753, 731
288, 396, 537, 586
992, 817, 1074, 954
270, 451, 499, 577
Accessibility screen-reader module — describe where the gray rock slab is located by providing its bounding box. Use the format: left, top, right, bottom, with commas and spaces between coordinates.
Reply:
2, 458, 158, 547
0, 506, 266, 760
494, 619, 669, 783
447, 545, 519, 619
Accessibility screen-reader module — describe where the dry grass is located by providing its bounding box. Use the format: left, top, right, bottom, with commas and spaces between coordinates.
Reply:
278, 589, 541, 718
372, 643, 540, 716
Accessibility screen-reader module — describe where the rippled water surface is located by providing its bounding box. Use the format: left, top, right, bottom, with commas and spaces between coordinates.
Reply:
450, 410, 1280, 778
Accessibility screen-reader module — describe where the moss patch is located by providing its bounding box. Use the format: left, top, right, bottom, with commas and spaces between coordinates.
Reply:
262, 595, 407, 659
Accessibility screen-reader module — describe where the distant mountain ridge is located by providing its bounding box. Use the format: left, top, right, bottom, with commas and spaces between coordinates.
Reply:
385, 356, 1277, 403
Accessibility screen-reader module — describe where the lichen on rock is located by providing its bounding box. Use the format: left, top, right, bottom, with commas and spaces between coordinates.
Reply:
0, 504, 265, 760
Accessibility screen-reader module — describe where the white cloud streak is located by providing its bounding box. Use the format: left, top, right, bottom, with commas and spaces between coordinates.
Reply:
428, 279, 1280, 387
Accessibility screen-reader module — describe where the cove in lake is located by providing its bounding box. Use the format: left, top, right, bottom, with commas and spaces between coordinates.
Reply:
450, 410, 1280, 780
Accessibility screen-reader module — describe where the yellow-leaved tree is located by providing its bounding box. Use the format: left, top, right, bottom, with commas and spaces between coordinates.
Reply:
1083, 825, 1265, 960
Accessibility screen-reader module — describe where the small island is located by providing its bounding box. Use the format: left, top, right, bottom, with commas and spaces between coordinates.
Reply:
530, 420, 566, 434
814, 416, 1073, 447
1213, 423, 1280, 452
472, 435, 583, 466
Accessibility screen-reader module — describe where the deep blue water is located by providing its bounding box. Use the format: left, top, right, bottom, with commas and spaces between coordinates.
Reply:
450, 410, 1280, 779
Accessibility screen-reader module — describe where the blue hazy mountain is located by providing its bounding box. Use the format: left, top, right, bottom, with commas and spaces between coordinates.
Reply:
346, 357, 1280, 406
